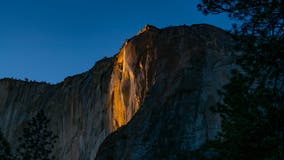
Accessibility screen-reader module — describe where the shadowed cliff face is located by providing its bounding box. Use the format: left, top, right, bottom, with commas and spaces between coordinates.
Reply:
0, 24, 236, 160
0, 58, 115, 160
95, 24, 237, 160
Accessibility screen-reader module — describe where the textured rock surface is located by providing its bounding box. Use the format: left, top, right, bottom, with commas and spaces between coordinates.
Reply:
0, 24, 236, 160
0, 58, 115, 160
95, 24, 236, 160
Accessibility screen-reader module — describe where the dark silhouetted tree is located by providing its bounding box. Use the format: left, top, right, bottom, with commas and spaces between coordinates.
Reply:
197, 0, 284, 160
16, 110, 57, 160
0, 129, 12, 160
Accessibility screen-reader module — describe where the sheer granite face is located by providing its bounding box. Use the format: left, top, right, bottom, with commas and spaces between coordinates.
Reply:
95, 24, 237, 160
0, 24, 237, 160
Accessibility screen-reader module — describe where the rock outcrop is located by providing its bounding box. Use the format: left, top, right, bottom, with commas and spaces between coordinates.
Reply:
0, 24, 236, 160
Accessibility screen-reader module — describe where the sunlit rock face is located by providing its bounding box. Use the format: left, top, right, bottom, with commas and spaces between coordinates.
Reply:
95, 24, 237, 160
0, 24, 236, 160
0, 25, 157, 160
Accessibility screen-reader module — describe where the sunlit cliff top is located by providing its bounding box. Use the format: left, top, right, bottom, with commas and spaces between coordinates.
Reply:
137, 24, 159, 35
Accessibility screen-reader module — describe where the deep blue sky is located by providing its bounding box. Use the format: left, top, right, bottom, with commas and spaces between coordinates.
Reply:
0, 0, 232, 83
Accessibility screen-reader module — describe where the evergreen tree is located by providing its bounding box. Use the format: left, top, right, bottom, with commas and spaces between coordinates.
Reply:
197, 0, 284, 159
0, 129, 11, 160
16, 110, 57, 160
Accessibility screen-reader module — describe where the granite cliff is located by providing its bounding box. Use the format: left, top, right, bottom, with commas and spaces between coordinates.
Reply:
0, 24, 237, 160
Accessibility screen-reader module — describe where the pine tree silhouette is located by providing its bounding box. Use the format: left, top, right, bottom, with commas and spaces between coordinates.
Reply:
16, 110, 58, 160
0, 129, 12, 160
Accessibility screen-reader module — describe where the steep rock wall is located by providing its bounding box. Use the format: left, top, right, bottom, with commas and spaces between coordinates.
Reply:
0, 24, 236, 160
0, 25, 161, 160
95, 24, 237, 160
0, 58, 115, 160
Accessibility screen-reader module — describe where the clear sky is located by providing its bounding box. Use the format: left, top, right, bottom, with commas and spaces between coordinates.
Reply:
0, 0, 233, 83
